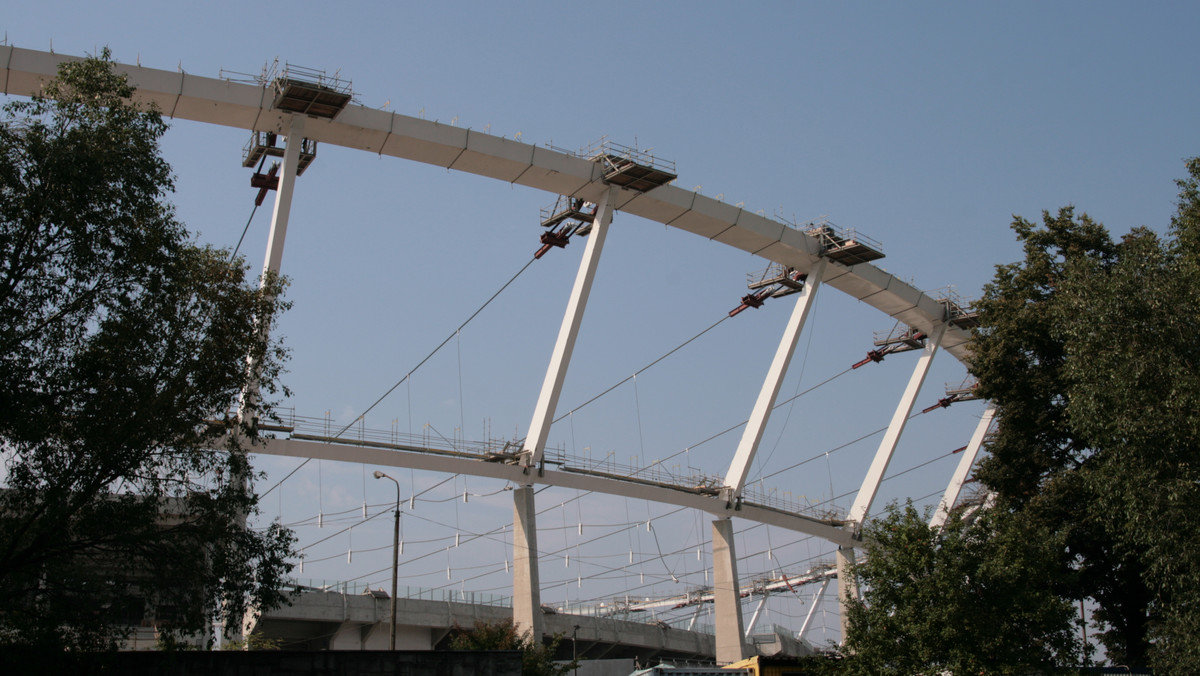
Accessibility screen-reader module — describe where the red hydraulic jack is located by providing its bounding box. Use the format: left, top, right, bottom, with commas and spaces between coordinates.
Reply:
921, 391, 974, 414
851, 328, 927, 369
535, 196, 597, 259
851, 350, 887, 369
728, 290, 769, 317
728, 268, 807, 317
534, 228, 572, 259
921, 379, 980, 413
250, 163, 280, 206
922, 396, 956, 413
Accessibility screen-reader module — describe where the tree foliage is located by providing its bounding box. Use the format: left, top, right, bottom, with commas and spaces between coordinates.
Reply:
0, 52, 294, 649
967, 159, 1200, 672
839, 160, 1200, 674
445, 619, 576, 676
841, 503, 1081, 675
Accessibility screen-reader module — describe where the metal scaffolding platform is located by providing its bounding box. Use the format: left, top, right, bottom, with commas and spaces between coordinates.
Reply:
242, 131, 318, 175
872, 323, 927, 352
805, 221, 884, 265
746, 263, 807, 297
944, 377, 980, 401
534, 195, 600, 258
933, 287, 980, 329
539, 195, 597, 231
271, 63, 353, 119
583, 138, 677, 192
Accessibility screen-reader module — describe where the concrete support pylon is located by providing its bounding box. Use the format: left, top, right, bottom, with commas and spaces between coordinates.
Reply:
512, 485, 544, 641
835, 546, 858, 644
711, 517, 750, 664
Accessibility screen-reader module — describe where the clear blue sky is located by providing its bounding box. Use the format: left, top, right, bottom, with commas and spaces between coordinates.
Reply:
7, 2, 1197, 643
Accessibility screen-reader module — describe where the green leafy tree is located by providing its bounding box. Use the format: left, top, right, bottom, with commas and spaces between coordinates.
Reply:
841, 502, 1081, 675
446, 619, 576, 676
969, 206, 1151, 663
969, 159, 1200, 672
0, 52, 294, 649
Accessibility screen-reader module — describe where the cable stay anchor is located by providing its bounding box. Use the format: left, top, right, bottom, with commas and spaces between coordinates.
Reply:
851, 322, 927, 368
921, 376, 980, 413
534, 196, 598, 259
250, 161, 280, 206
728, 263, 807, 317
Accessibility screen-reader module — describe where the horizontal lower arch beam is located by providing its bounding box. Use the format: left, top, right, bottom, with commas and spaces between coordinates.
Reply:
254, 437, 858, 547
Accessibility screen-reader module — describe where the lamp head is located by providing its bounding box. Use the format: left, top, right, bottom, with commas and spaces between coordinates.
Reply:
373, 470, 385, 479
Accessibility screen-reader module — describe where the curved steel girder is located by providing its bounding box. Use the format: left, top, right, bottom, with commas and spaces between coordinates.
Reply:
256, 437, 859, 548
1, 46, 971, 364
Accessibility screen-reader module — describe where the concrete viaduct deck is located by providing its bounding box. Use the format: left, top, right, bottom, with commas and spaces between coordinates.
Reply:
248, 589, 718, 661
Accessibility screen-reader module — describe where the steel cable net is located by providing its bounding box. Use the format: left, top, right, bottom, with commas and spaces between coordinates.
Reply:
250, 219, 980, 650
264, 290, 975, 646
248, 218, 981, 646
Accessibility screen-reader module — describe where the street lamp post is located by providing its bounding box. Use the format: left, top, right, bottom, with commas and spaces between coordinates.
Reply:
572, 624, 581, 674
373, 470, 401, 650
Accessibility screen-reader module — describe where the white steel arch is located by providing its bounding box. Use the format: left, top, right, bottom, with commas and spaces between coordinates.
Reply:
1, 46, 972, 364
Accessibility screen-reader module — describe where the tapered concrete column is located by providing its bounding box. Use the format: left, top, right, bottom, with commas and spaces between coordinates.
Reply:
835, 546, 858, 644
930, 405, 995, 530
512, 486, 544, 641
711, 518, 749, 664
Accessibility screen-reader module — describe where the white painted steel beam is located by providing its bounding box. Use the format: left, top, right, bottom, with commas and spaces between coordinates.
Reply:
0, 46, 974, 364
846, 321, 948, 528
261, 115, 304, 281
724, 259, 827, 497
744, 596, 768, 639
606, 567, 835, 615
798, 577, 830, 641
523, 187, 616, 468
929, 405, 995, 530
253, 437, 859, 547
239, 115, 304, 424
